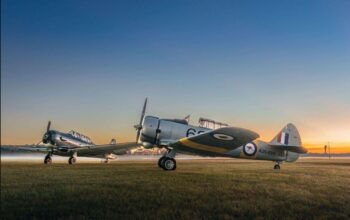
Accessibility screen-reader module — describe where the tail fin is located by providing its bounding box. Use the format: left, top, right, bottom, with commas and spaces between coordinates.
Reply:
270, 123, 307, 154
110, 139, 117, 145
270, 123, 302, 146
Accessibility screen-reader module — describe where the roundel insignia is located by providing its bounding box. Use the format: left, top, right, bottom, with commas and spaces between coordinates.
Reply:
243, 142, 257, 156
212, 133, 234, 141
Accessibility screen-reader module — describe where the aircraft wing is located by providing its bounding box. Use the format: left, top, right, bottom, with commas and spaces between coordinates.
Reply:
74, 142, 138, 157
1, 145, 50, 153
19, 146, 52, 152
0, 145, 52, 153
169, 127, 259, 156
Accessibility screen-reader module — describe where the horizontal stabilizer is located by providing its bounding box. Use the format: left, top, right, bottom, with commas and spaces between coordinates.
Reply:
270, 145, 308, 154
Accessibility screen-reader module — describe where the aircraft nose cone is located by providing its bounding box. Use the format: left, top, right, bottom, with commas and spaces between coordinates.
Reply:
42, 132, 50, 143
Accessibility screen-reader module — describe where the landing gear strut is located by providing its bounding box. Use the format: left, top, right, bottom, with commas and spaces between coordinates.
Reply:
158, 150, 176, 171
44, 152, 52, 164
69, 152, 77, 165
274, 161, 281, 170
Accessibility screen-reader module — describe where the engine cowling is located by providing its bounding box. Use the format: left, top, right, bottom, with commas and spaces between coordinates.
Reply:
140, 116, 160, 146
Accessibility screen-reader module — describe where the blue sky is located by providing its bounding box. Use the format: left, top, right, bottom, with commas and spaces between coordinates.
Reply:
2, 0, 350, 145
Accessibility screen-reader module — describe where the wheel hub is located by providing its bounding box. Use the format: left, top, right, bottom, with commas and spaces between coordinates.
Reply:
165, 159, 174, 170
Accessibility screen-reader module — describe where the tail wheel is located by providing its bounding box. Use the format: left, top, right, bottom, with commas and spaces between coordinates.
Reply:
158, 156, 166, 168
161, 157, 176, 171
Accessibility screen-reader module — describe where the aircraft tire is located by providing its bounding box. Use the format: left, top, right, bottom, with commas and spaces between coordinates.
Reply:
158, 156, 166, 168
161, 157, 176, 171
44, 156, 52, 164
274, 164, 280, 170
69, 157, 76, 165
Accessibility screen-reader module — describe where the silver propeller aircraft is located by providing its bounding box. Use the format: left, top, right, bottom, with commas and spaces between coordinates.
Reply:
36, 121, 136, 164
134, 98, 308, 171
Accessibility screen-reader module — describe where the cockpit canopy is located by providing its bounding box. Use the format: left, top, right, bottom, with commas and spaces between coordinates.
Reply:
198, 117, 228, 130
68, 130, 93, 144
163, 119, 189, 125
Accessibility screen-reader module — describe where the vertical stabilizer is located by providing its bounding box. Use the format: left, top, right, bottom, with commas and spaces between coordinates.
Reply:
270, 123, 302, 146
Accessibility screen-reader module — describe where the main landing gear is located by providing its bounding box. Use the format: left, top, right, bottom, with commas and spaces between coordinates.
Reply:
274, 161, 281, 170
104, 153, 115, 163
43, 151, 78, 165
158, 150, 176, 171
68, 152, 77, 165
44, 152, 53, 164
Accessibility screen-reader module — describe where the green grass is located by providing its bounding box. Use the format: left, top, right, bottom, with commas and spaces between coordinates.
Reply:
1, 159, 350, 220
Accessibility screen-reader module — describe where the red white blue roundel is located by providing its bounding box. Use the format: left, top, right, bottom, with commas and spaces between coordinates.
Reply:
243, 142, 257, 156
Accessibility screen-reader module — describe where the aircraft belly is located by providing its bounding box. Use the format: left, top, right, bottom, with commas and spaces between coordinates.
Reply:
54, 151, 70, 156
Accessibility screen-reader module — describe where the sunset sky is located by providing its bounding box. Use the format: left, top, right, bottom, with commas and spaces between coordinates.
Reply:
1, 0, 350, 153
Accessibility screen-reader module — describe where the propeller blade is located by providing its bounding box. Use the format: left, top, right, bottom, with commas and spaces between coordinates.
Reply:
135, 98, 147, 143
139, 98, 147, 126
47, 120, 51, 132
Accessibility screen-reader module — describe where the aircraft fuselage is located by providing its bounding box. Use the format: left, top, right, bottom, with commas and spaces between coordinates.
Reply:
139, 116, 299, 163
44, 130, 94, 153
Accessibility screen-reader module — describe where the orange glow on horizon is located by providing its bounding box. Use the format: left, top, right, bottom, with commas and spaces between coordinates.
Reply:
1, 136, 350, 154
304, 143, 350, 154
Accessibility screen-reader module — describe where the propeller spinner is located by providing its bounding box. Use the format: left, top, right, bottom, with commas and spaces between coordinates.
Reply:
134, 98, 147, 143
42, 120, 53, 144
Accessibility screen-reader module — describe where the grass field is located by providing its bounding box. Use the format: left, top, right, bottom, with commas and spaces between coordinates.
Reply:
1, 159, 350, 219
